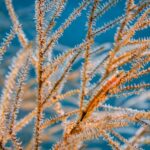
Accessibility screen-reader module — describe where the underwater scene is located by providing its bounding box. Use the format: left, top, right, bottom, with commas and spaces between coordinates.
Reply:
0, 0, 150, 149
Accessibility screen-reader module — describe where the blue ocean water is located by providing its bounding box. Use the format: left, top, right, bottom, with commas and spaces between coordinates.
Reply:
0, 0, 150, 149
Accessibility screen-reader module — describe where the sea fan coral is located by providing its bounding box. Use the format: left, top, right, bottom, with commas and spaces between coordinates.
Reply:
0, 0, 150, 149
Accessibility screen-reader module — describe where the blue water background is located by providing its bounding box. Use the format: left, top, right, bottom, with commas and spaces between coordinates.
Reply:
0, 0, 150, 149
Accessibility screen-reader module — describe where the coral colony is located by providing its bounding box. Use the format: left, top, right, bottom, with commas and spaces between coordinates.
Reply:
0, 0, 150, 149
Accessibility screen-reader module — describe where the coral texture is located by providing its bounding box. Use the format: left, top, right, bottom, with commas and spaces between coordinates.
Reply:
0, 0, 150, 149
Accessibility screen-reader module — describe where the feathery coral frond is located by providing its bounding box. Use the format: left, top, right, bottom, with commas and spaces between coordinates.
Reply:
0, 0, 150, 149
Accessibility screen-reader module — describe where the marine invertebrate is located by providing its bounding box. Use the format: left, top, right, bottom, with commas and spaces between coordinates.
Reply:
0, 0, 150, 149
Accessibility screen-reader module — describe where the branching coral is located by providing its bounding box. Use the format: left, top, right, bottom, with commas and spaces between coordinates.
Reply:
0, 0, 150, 149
